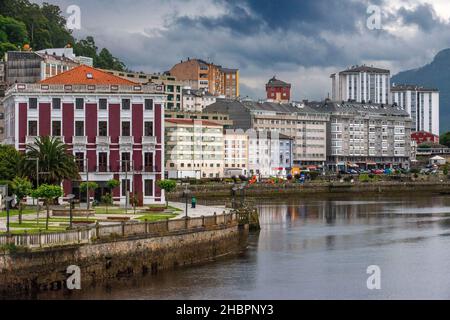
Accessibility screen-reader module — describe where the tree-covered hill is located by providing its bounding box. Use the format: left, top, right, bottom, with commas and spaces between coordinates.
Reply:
0, 0, 126, 71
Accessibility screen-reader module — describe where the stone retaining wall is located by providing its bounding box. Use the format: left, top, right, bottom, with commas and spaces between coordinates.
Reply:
0, 223, 248, 297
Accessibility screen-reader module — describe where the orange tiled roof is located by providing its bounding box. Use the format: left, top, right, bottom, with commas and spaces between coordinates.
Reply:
40, 65, 138, 85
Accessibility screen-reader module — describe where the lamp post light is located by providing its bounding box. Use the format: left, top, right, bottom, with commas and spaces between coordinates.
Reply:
4, 196, 14, 234
183, 184, 191, 219
67, 194, 76, 229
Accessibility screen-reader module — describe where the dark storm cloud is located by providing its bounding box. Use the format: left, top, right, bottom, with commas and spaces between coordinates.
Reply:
396, 3, 439, 32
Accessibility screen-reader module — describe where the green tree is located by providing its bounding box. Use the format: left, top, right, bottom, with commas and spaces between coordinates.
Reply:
11, 177, 33, 224
0, 14, 28, 56
102, 179, 120, 214
156, 180, 177, 207
0, 145, 23, 182
80, 182, 99, 209
440, 132, 450, 148
107, 179, 120, 192
31, 184, 63, 230
24, 136, 79, 185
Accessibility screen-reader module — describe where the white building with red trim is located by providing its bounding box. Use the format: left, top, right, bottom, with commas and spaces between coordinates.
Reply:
3, 65, 166, 206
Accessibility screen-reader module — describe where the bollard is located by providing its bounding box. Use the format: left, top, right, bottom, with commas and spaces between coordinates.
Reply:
121, 221, 125, 237
95, 222, 100, 239
214, 212, 217, 225
145, 219, 148, 234
202, 215, 205, 227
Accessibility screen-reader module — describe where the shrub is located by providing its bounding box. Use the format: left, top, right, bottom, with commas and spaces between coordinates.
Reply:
309, 171, 320, 180
359, 174, 370, 183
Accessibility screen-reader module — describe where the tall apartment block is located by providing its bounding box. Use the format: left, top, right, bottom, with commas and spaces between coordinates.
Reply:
205, 100, 329, 166
308, 100, 412, 170
3, 65, 166, 206
165, 119, 224, 179
103, 69, 183, 110
169, 58, 239, 98
331, 65, 391, 104
391, 84, 439, 136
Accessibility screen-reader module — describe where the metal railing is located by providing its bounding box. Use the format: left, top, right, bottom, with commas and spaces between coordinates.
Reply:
0, 212, 238, 249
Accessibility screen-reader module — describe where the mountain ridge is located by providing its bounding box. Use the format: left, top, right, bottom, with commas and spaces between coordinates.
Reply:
392, 48, 450, 133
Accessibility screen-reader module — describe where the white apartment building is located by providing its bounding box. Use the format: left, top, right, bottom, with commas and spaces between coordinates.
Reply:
247, 131, 293, 178
331, 65, 391, 104
165, 119, 224, 179
224, 130, 248, 177
182, 88, 217, 112
391, 85, 440, 136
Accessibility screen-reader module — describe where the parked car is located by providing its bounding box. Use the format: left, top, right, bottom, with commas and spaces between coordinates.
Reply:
347, 169, 358, 174
371, 169, 384, 175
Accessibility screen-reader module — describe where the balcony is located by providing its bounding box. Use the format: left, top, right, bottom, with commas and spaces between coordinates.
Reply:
119, 136, 133, 145
26, 136, 38, 145
73, 136, 87, 145
96, 136, 111, 145
142, 136, 157, 145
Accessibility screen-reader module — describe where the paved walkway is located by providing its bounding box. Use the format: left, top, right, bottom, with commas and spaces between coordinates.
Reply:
170, 202, 230, 218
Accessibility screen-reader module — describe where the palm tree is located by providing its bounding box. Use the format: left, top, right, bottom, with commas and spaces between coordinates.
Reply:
24, 136, 80, 185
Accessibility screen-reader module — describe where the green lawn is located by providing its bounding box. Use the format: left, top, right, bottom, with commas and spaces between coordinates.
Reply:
0, 208, 40, 218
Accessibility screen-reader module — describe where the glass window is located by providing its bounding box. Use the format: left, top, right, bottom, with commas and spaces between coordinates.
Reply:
98, 152, 108, 172
122, 99, 131, 110
52, 121, 61, 136
28, 121, 38, 136
99, 98, 108, 110
75, 121, 84, 136
144, 152, 153, 171
52, 98, 61, 110
76, 98, 84, 110
144, 180, 153, 197
121, 179, 130, 197
122, 121, 131, 136
98, 121, 108, 136
29, 98, 38, 109
144, 121, 153, 136
145, 99, 153, 111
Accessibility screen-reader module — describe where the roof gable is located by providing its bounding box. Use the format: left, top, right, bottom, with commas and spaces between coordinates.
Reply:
40, 65, 138, 85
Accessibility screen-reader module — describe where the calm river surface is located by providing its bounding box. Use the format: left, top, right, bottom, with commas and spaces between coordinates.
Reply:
41, 193, 450, 300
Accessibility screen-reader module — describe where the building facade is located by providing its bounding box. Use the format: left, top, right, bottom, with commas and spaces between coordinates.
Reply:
182, 88, 216, 112
391, 84, 439, 136
224, 130, 248, 177
266, 76, 291, 103
206, 100, 329, 166
247, 131, 293, 178
308, 101, 412, 170
36, 47, 94, 67
3, 65, 166, 205
331, 66, 391, 104
411, 131, 440, 145
164, 110, 233, 128
103, 69, 183, 110
169, 59, 239, 98
165, 119, 224, 179
4, 51, 80, 85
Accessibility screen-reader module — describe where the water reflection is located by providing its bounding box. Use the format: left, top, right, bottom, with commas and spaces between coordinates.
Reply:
37, 193, 450, 300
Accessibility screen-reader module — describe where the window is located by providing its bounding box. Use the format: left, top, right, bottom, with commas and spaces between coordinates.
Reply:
144, 121, 153, 136
121, 152, 131, 171
122, 99, 131, 110
75, 121, 84, 136
52, 98, 61, 110
121, 179, 130, 197
75, 153, 84, 172
122, 121, 131, 136
98, 152, 108, 172
144, 152, 153, 171
75, 98, 84, 110
29, 98, 38, 109
99, 99, 107, 110
144, 180, 153, 197
28, 121, 38, 136
145, 99, 153, 111
98, 121, 108, 136
52, 121, 61, 136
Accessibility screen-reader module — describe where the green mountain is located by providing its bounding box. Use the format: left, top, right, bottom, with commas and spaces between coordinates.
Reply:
0, 0, 126, 71
392, 49, 450, 133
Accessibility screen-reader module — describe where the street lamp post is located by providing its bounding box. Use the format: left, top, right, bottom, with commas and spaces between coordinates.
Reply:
4, 196, 14, 234
183, 184, 191, 219
117, 159, 134, 215
67, 194, 75, 229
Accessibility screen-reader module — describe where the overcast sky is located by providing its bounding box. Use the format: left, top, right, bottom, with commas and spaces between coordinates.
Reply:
32, 0, 450, 100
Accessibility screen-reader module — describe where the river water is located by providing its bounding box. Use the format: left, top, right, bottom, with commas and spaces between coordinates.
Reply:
40, 193, 450, 300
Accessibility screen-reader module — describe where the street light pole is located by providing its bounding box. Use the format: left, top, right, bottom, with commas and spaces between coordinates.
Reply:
67, 194, 75, 229
86, 158, 90, 210
4, 196, 14, 234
